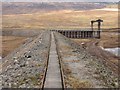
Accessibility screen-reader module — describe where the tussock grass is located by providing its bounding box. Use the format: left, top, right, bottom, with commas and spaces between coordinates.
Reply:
66, 76, 93, 88
1, 36, 27, 57
62, 62, 92, 88
2, 10, 118, 29
62, 45, 72, 50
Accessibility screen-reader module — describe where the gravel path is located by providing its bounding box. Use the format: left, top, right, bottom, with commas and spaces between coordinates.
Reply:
1, 31, 51, 88
54, 32, 118, 88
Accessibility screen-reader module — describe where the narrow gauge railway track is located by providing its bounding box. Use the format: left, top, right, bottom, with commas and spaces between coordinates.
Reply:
1, 31, 51, 88
41, 32, 65, 89
2, 31, 118, 88
2, 31, 65, 88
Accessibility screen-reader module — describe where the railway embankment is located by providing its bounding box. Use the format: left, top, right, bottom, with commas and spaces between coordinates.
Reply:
1, 31, 118, 88
1, 31, 51, 88
54, 32, 118, 88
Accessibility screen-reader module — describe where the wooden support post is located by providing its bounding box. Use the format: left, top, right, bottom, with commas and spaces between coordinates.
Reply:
75, 31, 77, 38
69, 31, 71, 38
91, 21, 94, 31
66, 31, 68, 37
82, 31, 84, 38
60, 30, 61, 34
84, 31, 86, 38
63, 31, 65, 36
98, 31, 100, 39
70, 31, 72, 38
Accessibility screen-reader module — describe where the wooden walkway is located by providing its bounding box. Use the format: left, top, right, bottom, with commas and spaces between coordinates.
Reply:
52, 30, 101, 39
44, 32, 62, 88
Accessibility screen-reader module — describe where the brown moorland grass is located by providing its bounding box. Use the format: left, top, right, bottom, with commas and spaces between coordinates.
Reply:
73, 32, 119, 48
2, 9, 118, 57
1, 36, 27, 57
2, 10, 118, 29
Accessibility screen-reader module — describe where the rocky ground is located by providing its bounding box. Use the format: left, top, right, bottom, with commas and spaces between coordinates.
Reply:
54, 32, 118, 88
1, 31, 51, 88
1, 31, 119, 88
72, 31, 119, 74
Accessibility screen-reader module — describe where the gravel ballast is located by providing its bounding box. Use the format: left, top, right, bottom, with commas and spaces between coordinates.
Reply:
1, 31, 51, 88
54, 32, 118, 88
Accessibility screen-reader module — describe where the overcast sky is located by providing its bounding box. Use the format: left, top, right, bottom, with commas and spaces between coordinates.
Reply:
1, 0, 120, 2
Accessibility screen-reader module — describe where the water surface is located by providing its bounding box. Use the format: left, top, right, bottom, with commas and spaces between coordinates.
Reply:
104, 47, 120, 57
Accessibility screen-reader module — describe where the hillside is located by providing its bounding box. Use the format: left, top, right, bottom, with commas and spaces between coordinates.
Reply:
2, 2, 106, 15
3, 10, 118, 29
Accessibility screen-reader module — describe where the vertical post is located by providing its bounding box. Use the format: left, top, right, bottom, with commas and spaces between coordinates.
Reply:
81, 31, 83, 38
91, 21, 94, 31
98, 22, 101, 31
85, 31, 86, 38
75, 31, 77, 38
69, 31, 71, 38
98, 31, 100, 39
91, 31, 93, 38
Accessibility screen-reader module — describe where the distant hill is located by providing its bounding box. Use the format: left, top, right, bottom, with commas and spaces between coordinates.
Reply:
2, 2, 106, 15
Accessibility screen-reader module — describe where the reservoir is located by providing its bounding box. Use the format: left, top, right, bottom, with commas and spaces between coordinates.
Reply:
104, 47, 120, 57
